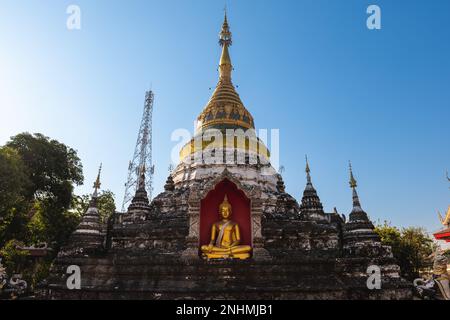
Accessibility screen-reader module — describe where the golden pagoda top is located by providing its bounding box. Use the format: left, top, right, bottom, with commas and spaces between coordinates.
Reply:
196, 12, 255, 132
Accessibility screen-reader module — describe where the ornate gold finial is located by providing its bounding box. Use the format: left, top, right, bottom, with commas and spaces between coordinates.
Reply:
219, 194, 232, 212
91, 163, 102, 200
93, 163, 102, 191
218, 10, 233, 82
219, 9, 232, 47
349, 161, 357, 189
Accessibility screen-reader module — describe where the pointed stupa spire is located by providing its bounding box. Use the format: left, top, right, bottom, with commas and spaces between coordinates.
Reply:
342, 162, 379, 248
305, 155, 312, 185
300, 156, 325, 220
70, 164, 105, 249
195, 10, 255, 132
219, 9, 233, 81
348, 162, 369, 222
92, 163, 102, 199
89, 163, 102, 208
127, 164, 151, 217
349, 161, 362, 209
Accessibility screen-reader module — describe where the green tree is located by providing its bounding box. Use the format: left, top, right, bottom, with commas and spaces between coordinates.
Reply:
1, 132, 84, 248
0, 147, 31, 245
375, 222, 435, 280
0, 133, 95, 294
6, 132, 83, 205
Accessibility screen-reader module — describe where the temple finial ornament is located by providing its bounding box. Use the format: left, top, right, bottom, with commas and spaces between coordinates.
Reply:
92, 163, 102, 198
218, 11, 233, 81
349, 161, 362, 209
219, 9, 232, 47
349, 161, 357, 189
305, 155, 311, 184
346, 161, 373, 224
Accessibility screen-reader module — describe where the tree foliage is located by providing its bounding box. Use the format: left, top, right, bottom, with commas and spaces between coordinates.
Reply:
375, 221, 435, 280
0, 147, 32, 245
0, 133, 85, 249
6, 132, 83, 205
0, 132, 119, 293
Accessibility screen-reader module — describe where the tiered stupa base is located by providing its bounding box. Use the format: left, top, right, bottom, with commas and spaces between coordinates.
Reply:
42, 187, 412, 300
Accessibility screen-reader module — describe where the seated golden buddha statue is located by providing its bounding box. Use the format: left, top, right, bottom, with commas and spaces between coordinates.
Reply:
201, 195, 252, 260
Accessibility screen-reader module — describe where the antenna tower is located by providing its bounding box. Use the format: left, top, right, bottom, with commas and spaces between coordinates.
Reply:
121, 90, 155, 212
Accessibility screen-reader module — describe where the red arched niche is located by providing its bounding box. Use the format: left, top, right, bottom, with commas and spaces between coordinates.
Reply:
200, 179, 252, 250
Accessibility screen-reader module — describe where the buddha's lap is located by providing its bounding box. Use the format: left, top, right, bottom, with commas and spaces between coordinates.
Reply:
201, 245, 251, 252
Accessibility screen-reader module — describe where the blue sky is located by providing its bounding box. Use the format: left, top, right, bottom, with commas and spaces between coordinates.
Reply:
0, 0, 449, 233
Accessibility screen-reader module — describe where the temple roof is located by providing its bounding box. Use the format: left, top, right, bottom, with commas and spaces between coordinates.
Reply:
196, 12, 255, 132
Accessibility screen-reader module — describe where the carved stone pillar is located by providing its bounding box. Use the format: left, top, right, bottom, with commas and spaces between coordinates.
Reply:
251, 199, 271, 261
181, 194, 201, 262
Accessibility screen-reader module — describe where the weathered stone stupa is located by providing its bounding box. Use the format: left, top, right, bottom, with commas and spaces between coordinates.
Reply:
44, 14, 412, 300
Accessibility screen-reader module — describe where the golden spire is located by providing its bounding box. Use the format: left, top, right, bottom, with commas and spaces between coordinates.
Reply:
219, 10, 233, 82
93, 163, 102, 193
349, 161, 357, 189
194, 10, 255, 132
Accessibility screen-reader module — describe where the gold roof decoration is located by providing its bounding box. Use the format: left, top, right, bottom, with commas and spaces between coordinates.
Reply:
92, 163, 102, 197
349, 161, 357, 189
438, 171, 450, 228
196, 12, 255, 132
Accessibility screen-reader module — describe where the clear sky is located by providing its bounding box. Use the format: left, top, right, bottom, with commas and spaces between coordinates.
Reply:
0, 0, 449, 233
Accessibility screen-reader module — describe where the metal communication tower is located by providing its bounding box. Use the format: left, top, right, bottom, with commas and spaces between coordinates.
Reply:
121, 90, 155, 212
